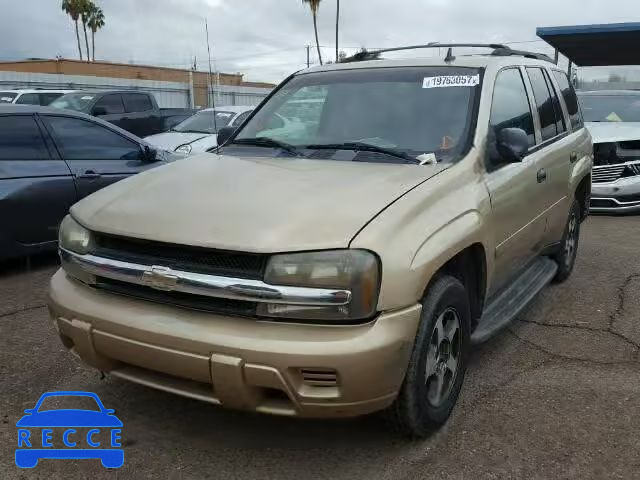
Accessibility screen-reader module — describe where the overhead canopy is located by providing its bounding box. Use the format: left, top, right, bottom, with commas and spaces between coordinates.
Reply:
536, 22, 640, 66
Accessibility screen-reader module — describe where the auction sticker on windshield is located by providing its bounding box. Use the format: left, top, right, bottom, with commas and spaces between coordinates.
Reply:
422, 75, 480, 88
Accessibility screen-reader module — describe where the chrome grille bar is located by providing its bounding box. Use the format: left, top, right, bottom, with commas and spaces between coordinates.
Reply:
60, 249, 351, 306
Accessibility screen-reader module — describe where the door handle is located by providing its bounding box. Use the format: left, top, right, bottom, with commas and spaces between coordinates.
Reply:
537, 168, 547, 183
78, 170, 101, 179
570, 151, 579, 163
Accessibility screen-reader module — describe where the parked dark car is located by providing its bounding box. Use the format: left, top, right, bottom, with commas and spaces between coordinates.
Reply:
49, 90, 197, 138
0, 105, 168, 261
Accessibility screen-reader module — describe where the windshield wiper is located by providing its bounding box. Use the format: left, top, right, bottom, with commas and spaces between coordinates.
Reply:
231, 137, 302, 156
305, 142, 420, 164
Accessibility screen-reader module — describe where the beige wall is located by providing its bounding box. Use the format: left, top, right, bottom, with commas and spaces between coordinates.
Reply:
0, 59, 244, 85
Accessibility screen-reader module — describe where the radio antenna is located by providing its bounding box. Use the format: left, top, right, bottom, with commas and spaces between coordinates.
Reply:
205, 18, 218, 135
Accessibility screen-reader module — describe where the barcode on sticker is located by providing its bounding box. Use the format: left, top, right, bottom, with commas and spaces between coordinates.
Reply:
423, 75, 480, 89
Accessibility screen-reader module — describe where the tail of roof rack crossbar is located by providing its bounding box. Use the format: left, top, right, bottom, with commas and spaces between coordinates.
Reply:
340, 43, 554, 63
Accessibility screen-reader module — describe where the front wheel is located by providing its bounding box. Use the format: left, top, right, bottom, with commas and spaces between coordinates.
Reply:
553, 200, 581, 283
384, 275, 471, 438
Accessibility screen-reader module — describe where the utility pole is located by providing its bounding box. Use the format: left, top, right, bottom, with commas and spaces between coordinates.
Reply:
306, 45, 311, 68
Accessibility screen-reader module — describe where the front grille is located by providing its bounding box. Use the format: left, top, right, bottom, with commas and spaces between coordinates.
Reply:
95, 276, 257, 316
92, 233, 267, 280
592, 165, 627, 183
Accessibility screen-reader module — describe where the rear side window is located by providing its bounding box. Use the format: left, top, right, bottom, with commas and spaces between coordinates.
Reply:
14, 93, 40, 105
45, 116, 141, 160
39, 93, 65, 105
0, 116, 49, 160
526, 67, 562, 141
122, 93, 153, 113
552, 71, 583, 130
94, 94, 125, 114
490, 68, 535, 147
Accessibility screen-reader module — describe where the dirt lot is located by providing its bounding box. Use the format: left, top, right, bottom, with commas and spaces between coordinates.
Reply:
1, 215, 639, 479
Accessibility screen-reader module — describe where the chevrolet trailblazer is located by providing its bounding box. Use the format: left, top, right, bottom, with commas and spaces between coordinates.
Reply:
49, 44, 592, 437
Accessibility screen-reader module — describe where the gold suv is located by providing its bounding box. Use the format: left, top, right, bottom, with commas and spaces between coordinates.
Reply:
49, 44, 592, 437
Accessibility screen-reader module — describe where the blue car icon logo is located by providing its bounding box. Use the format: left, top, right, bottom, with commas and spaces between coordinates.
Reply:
16, 391, 123, 468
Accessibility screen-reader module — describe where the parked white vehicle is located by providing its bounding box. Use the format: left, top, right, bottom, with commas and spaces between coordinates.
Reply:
144, 106, 254, 155
579, 90, 640, 213
0, 89, 76, 106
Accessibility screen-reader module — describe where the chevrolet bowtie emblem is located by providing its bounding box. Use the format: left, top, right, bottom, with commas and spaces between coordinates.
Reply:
142, 266, 179, 291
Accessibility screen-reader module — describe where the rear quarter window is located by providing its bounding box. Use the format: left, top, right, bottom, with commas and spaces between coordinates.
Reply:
552, 71, 583, 130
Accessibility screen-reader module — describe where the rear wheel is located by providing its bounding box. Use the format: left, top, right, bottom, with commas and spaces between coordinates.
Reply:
384, 275, 470, 437
553, 200, 581, 283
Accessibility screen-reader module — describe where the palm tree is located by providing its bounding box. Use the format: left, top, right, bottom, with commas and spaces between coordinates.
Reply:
87, 4, 105, 61
302, 0, 323, 65
61, 0, 85, 60
335, 0, 339, 63
80, 0, 93, 62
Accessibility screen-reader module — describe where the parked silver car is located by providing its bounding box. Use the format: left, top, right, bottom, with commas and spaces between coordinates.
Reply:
579, 90, 640, 213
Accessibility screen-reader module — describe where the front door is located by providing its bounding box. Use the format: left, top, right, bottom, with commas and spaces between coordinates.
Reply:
41, 114, 150, 199
484, 68, 547, 294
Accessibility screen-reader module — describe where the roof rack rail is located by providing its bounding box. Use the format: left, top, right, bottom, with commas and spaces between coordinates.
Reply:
340, 43, 554, 64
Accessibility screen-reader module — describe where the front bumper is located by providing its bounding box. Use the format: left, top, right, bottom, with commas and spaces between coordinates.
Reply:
48, 270, 421, 418
590, 176, 640, 213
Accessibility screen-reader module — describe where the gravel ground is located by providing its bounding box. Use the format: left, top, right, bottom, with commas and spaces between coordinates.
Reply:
1, 215, 639, 479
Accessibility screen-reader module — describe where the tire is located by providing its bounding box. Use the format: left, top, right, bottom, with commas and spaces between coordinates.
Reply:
552, 200, 581, 283
384, 274, 471, 438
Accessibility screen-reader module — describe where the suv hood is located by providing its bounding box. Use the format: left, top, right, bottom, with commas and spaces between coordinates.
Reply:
72, 153, 447, 252
585, 122, 640, 143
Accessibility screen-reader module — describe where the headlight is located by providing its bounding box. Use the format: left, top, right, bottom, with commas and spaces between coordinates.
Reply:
257, 250, 380, 321
175, 144, 192, 154
59, 215, 92, 254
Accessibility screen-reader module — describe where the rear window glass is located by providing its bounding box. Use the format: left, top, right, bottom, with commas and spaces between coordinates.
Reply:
0, 92, 18, 103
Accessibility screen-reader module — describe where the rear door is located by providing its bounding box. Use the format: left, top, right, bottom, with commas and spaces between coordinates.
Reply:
122, 93, 159, 137
41, 114, 151, 199
523, 66, 572, 245
0, 114, 76, 245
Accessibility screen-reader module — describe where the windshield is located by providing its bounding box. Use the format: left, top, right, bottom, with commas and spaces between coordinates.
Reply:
579, 94, 640, 122
233, 67, 480, 162
0, 92, 17, 103
50, 93, 96, 111
173, 110, 235, 134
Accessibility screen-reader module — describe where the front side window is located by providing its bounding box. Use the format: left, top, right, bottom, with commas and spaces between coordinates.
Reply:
489, 69, 535, 147
234, 67, 481, 163
122, 93, 153, 113
0, 115, 49, 160
578, 94, 640, 123
93, 94, 125, 114
526, 67, 560, 141
172, 110, 236, 134
45, 116, 141, 160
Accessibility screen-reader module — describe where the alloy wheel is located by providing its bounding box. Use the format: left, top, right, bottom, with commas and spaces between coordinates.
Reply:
425, 307, 461, 407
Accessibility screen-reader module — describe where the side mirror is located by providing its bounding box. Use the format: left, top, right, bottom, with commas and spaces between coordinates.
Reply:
496, 128, 529, 163
216, 126, 236, 146
140, 145, 159, 162
92, 106, 107, 116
